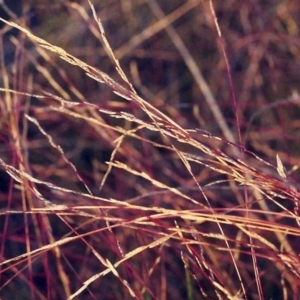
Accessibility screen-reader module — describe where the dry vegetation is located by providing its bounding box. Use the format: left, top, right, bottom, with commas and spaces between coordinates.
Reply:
1, 0, 300, 299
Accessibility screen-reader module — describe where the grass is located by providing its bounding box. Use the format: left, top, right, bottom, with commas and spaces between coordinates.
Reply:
1, 0, 300, 299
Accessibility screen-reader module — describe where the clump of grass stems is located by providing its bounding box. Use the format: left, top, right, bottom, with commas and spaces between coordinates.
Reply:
0, 1, 300, 299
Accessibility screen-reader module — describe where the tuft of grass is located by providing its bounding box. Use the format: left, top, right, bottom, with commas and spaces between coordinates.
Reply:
0, 1, 300, 299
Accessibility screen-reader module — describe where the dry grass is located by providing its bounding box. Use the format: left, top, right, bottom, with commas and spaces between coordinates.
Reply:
1, 1, 300, 299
